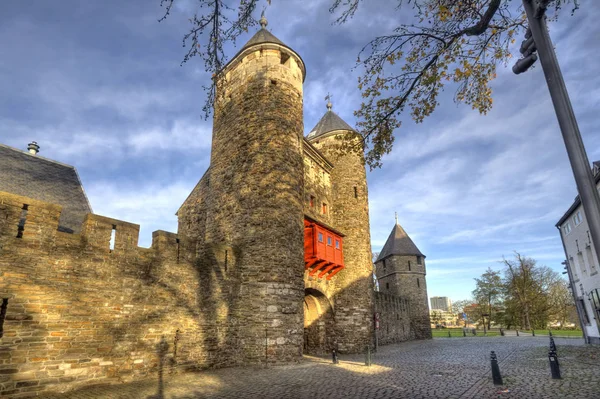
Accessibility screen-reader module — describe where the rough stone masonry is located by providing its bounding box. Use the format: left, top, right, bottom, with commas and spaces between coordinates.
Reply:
0, 17, 431, 397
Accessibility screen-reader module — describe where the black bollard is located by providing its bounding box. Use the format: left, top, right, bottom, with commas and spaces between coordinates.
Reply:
463, 329, 466, 337
532, 329, 535, 337
548, 349, 561, 379
500, 328, 505, 336
448, 330, 451, 338
490, 351, 503, 385
365, 346, 371, 366
549, 335, 557, 353
332, 349, 338, 364
516, 329, 519, 337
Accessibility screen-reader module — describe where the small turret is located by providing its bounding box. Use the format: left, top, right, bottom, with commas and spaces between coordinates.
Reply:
375, 218, 431, 339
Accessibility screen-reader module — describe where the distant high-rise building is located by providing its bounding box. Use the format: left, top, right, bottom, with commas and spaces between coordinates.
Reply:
430, 296, 452, 312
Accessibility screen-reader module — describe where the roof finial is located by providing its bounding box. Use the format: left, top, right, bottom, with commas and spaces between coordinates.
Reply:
325, 93, 332, 111
259, 10, 268, 28
395, 212, 398, 225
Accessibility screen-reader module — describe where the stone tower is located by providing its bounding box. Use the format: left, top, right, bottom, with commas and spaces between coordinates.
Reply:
375, 220, 431, 339
200, 15, 307, 365
306, 101, 374, 352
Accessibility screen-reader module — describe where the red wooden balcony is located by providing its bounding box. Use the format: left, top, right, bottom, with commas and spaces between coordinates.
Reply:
304, 217, 344, 280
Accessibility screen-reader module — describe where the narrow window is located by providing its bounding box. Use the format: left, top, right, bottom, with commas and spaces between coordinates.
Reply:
109, 225, 116, 251
270, 79, 277, 85
579, 299, 591, 325
386, 282, 389, 290
586, 245, 597, 274
417, 256, 422, 265
408, 261, 411, 271
417, 278, 420, 288
327, 236, 332, 246
0, 298, 8, 338
322, 203, 327, 214
383, 259, 386, 270
309, 196, 315, 208
335, 240, 340, 249
280, 52, 290, 65
353, 186, 358, 199
578, 251, 586, 275
318, 232, 324, 243
16, 204, 28, 238
176, 238, 181, 264
224, 249, 228, 271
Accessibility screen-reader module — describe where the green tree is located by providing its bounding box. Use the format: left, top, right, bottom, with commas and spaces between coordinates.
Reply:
472, 267, 502, 329
501, 253, 564, 330
159, 0, 580, 168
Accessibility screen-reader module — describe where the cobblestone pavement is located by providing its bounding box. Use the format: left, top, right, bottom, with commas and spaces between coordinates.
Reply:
46, 337, 600, 399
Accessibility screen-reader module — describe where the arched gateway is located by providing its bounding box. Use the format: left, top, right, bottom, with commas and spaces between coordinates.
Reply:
303, 288, 335, 354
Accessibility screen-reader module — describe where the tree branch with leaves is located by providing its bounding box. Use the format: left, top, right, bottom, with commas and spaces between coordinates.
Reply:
161, 0, 579, 168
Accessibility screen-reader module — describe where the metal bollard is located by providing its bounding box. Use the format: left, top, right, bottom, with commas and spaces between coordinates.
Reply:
532, 329, 535, 337
548, 349, 561, 379
549, 335, 557, 353
332, 349, 338, 364
365, 346, 372, 366
463, 329, 466, 337
448, 330, 451, 338
490, 351, 503, 385
516, 329, 519, 337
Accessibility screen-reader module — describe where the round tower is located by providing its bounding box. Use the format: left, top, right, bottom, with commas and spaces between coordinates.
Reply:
374, 220, 432, 339
201, 15, 307, 365
306, 101, 374, 352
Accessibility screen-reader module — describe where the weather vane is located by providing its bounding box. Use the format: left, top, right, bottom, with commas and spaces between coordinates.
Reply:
395, 212, 398, 224
325, 93, 333, 110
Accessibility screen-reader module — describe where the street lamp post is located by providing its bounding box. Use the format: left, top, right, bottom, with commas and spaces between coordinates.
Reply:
514, 0, 600, 264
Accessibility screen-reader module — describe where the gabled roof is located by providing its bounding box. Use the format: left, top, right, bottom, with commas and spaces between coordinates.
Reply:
375, 223, 424, 262
0, 143, 92, 233
306, 109, 356, 140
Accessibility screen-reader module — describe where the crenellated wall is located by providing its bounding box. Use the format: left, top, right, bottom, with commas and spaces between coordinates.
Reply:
0, 191, 211, 397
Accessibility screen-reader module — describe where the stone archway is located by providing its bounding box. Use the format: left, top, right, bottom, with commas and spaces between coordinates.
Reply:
303, 288, 334, 354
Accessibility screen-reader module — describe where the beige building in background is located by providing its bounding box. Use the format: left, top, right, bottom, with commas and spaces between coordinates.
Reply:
430, 296, 452, 312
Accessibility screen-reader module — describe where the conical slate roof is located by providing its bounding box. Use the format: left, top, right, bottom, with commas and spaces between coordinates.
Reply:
307, 109, 355, 139
242, 28, 286, 51
375, 223, 424, 262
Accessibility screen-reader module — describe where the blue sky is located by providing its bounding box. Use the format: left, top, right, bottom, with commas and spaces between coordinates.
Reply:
1, 1, 599, 303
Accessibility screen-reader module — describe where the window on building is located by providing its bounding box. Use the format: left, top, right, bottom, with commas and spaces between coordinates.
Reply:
327, 236, 332, 246
563, 222, 572, 235
354, 186, 358, 199
386, 282, 389, 290
408, 261, 411, 271
417, 256, 422, 265
571, 257, 579, 280
383, 259, 386, 271
586, 245, 597, 275
417, 278, 420, 288
577, 251, 587, 275
309, 195, 315, 208
322, 203, 327, 214
109, 225, 116, 252
573, 211, 583, 226
16, 204, 28, 238
335, 240, 340, 249
579, 299, 591, 325
318, 232, 324, 243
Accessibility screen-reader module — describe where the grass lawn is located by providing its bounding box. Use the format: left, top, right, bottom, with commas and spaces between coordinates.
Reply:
431, 328, 584, 338
431, 328, 499, 337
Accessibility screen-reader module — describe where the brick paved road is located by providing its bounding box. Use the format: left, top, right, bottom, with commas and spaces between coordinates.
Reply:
46, 337, 600, 399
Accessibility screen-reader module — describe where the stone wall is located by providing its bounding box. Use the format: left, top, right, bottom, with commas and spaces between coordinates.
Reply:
0, 191, 208, 398
375, 255, 432, 340
198, 44, 306, 366
308, 132, 374, 353
374, 292, 413, 345
303, 141, 333, 227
